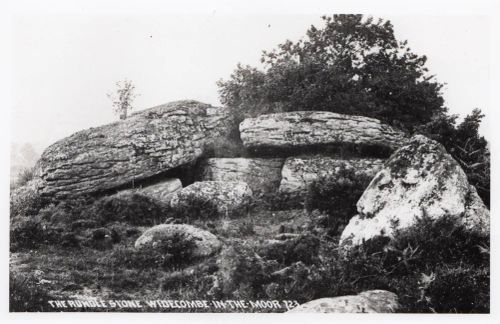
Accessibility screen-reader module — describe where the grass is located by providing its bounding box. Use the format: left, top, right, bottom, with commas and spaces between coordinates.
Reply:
9, 208, 309, 313
10, 204, 489, 313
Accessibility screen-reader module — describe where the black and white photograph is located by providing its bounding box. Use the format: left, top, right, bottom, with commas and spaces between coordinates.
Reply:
3, 0, 499, 320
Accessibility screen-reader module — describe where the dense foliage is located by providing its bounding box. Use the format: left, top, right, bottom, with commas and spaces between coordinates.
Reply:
218, 14, 445, 131
214, 214, 489, 312
305, 166, 373, 236
218, 14, 489, 206
418, 109, 490, 206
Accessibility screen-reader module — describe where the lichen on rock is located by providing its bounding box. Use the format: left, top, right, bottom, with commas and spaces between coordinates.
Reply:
239, 111, 407, 152
134, 224, 221, 258
169, 181, 253, 218
340, 135, 490, 247
288, 290, 399, 313
198, 158, 284, 197
33, 100, 231, 199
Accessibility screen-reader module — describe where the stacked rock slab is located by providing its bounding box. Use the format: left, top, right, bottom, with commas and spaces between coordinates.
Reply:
199, 158, 284, 197
288, 290, 399, 313
118, 178, 182, 203
33, 100, 231, 199
169, 181, 253, 218
135, 224, 221, 258
340, 135, 490, 247
239, 111, 406, 151
279, 156, 385, 203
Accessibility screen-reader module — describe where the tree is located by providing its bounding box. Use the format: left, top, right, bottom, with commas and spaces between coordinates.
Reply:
218, 14, 446, 131
107, 79, 139, 120
218, 14, 489, 206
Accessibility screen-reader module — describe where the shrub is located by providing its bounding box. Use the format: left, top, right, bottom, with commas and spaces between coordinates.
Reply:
10, 216, 63, 251
84, 228, 120, 250
216, 242, 278, 300
259, 234, 320, 265
10, 272, 54, 312
85, 192, 167, 226
39, 196, 95, 225
264, 261, 335, 303
336, 214, 490, 313
161, 260, 218, 292
426, 264, 489, 313
305, 166, 372, 236
15, 167, 35, 188
388, 214, 489, 270
10, 182, 43, 217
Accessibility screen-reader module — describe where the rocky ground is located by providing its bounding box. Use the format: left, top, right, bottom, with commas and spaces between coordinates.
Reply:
10, 100, 490, 313
10, 209, 312, 313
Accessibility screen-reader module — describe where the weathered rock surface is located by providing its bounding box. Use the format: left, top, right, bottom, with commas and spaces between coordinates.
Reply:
239, 111, 406, 151
340, 135, 490, 247
279, 156, 384, 201
169, 181, 253, 218
119, 178, 182, 203
33, 100, 231, 199
288, 290, 399, 313
134, 224, 221, 257
199, 158, 284, 196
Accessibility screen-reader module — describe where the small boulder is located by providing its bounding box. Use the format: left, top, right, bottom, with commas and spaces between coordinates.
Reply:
199, 158, 284, 197
288, 290, 399, 313
169, 181, 253, 218
134, 224, 221, 258
119, 178, 182, 203
340, 135, 489, 247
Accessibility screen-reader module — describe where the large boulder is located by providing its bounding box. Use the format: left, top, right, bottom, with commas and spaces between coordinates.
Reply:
279, 156, 384, 202
134, 224, 221, 258
33, 100, 231, 199
169, 181, 253, 218
119, 178, 182, 203
288, 290, 399, 313
340, 135, 490, 247
239, 111, 406, 152
199, 158, 284, 197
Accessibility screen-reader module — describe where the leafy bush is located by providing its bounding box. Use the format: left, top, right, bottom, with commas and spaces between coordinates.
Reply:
426, 264, 489, 313
10, 216, 63, 251
10, 182, 43, 217
264, 261, 335, 303
15, 167, 35, 188
211, 213, 489, 313
305, 167, 372, 236
218, 15, 445, 132
417, 109, 490, 207
39, 196, 95, 225
85, 192, 167, 226
216, 242, 278, 300
336, 214, 490, 313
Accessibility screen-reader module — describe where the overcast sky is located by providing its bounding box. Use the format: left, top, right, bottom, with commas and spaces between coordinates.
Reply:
11, 14, 490, 152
